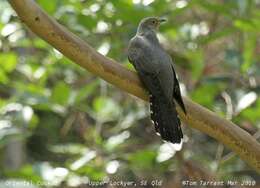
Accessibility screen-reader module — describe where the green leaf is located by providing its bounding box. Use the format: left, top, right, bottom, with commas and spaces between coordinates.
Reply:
0, 53, 17, 73
234, 19, 255, 32
37, 0, 57, 14
186, 50, 204, 80
93, 96, 121, 122
0, 69, 8, 84
241, 34, 257, 72
191, 84, 220, 108
51, 82, 70, 105
128, 150, 157, 170
76, 165, 106, 181
74, 81, 98, 104
77, 15, 97, 30
240, 99, 260, 124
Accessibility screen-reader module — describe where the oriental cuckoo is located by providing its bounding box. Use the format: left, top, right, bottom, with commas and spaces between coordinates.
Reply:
127, 17, 186, 144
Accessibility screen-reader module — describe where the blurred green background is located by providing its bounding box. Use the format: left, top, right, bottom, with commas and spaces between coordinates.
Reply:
0, 0, 259, 187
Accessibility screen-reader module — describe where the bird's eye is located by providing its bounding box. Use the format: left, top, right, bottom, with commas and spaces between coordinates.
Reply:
152, 20, 156, 24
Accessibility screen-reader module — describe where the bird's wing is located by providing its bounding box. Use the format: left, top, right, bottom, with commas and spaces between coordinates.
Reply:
128, 39, 174, 100
130, 55, 160, 96
172, 66, 186, 114
128, 37, 159, 73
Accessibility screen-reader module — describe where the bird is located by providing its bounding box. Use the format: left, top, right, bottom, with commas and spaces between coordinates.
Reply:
127, 17, 186, 144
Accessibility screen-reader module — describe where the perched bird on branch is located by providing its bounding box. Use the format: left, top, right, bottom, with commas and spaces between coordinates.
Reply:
128, 17, 186, 144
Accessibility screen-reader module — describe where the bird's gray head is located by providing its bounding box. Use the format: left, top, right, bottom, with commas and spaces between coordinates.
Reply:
137, 17, 166, 35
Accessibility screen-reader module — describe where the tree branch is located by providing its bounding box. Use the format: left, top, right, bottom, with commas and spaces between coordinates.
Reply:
8, 0, 260, 173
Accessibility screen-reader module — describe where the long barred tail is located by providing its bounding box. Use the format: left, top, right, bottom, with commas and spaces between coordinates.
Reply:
150, 95, 183, 144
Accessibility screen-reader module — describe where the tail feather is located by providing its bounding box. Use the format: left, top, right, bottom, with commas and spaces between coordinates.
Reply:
150, 95, 183, 143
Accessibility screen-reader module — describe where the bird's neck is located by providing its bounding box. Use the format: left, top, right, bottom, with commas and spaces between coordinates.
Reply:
137, 29, 160, 45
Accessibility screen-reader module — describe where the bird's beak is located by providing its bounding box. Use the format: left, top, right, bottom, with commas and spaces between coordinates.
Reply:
159, 18, 167, 24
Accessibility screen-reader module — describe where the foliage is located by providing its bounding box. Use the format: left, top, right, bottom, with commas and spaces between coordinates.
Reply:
0, 0, 259, 187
